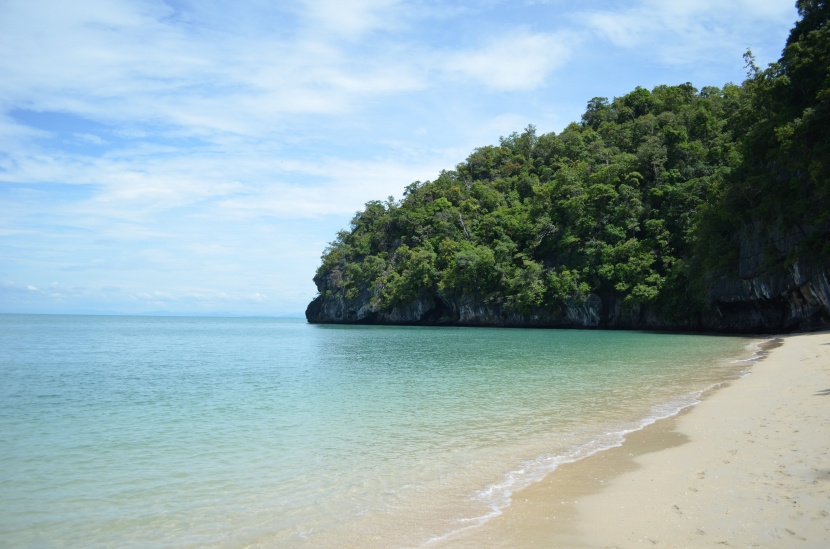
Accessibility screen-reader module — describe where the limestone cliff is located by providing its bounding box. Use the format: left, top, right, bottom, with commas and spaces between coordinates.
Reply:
705, 224, 830, 332
305, 266, 829, 332
306, 226, 830, 333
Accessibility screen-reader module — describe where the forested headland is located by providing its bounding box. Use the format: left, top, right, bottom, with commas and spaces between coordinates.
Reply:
307, 1, 830, 333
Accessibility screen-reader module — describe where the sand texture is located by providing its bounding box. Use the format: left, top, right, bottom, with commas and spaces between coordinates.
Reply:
438, 331, 830, 548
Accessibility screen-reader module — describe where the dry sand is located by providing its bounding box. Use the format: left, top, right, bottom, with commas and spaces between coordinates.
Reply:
436, 330, 830, 548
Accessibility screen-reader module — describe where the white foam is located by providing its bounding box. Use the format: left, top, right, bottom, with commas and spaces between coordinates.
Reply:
421, 386, 727, 547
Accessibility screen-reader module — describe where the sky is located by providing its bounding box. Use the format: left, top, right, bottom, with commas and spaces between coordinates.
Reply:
0, 0, 799, 316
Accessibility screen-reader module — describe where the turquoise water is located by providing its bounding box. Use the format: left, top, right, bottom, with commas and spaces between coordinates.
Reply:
0, 315, 757, 548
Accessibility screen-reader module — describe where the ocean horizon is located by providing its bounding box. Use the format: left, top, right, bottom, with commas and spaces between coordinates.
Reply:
0, 314, 759, 548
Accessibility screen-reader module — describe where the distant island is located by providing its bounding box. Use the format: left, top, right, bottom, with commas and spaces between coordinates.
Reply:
307, 1, 829, 333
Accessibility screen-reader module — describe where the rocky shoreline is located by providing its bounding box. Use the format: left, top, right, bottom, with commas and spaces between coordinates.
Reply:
306, 256, 830, 334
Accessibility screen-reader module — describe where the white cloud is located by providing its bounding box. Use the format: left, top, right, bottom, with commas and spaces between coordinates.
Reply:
215, 155, 450, 219
583, 0, 796, 66
74, 133, 107, 145
0, 0, 800, 314
0, 0, 427, 139
443, 32, 573, 91
297, 0, 404, 39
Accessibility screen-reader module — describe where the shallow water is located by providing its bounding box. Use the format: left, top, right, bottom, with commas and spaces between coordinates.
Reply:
0, 315, 757, 548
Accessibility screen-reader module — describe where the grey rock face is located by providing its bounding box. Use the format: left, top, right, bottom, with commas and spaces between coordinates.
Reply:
704, 223, 830, 332
708, 260, 830, 332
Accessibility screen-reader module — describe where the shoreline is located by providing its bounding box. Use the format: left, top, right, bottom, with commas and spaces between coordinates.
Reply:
433, 330, 830, 548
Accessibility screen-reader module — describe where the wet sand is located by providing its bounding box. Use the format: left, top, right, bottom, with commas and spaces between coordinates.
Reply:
436, 331, 830, 548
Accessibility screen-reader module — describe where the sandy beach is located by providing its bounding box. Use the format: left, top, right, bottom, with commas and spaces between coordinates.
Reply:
437, 330, 830, 548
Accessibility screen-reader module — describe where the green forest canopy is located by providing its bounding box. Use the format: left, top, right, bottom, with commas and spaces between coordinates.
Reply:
311, 1, 829, 322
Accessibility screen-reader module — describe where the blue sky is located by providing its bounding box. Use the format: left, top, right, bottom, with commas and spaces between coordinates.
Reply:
0, 0, 798, 316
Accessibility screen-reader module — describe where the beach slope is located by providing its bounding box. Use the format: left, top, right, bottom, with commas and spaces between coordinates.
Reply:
440, 331, 830, 548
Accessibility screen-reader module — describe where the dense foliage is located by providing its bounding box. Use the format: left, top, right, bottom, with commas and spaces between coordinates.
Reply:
311, 2, 829, 323
701, 0, 830, 265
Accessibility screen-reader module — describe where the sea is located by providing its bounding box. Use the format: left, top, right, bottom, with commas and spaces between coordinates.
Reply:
0, 314, 761, 548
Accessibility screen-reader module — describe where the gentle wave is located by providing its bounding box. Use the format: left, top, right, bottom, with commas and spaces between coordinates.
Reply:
424, 339, 765, 547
